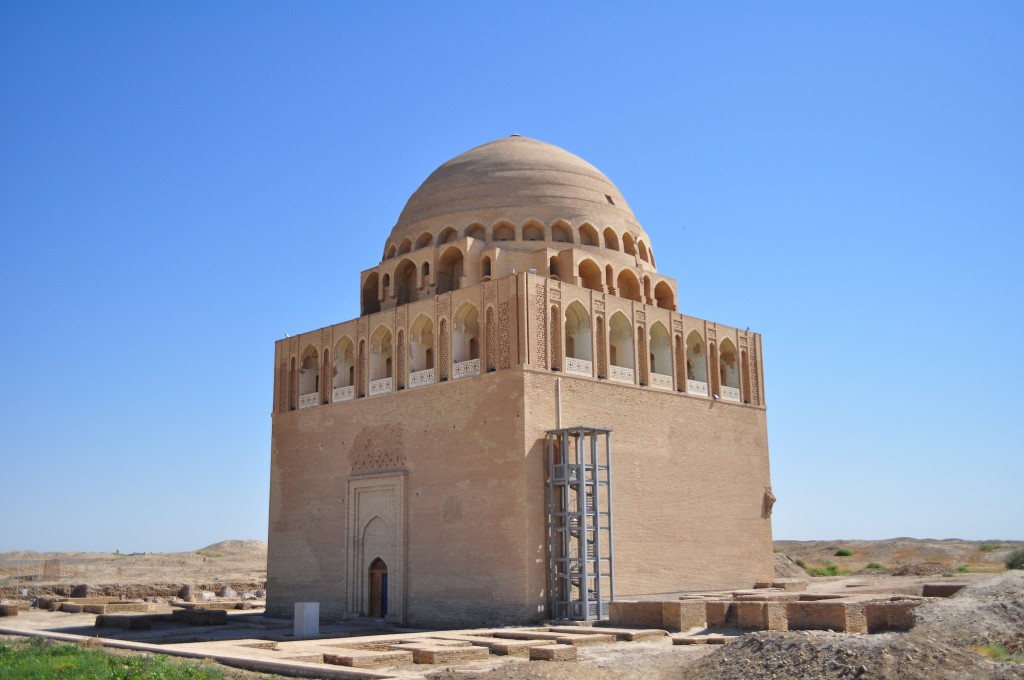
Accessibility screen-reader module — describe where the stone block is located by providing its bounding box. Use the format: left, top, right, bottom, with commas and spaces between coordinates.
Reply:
661, 601, 707, 631
0, 604, 19, 617
294, 602, 319, 637
772, 579, 808, 591
865, 600, 920, 632
530, 644, 578, 661
608, 600, 663, 628
736, 601, 767, 629
60, 603, 84, 613
322, 648, 414, 668
786, 602, 849, 631
170, 608, 228, 625
704, 601, 735, 627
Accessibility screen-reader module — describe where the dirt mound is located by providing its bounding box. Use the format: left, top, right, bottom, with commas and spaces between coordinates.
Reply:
775, 553, 808, 578
195, 540, 266, 555
891, 562, 949, 576
912, 571, 1024, 652
678, 630, 1024, 680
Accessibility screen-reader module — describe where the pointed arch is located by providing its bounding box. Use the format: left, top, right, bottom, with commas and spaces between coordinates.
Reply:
492, 221, 515, 241
609, 312, 634, 381
654, 281, 674, 310
605, 264, 615, 292
719, 338, 740, 401
299, 344, 319, 404
551, 220, 573, 243
437, 227, 458, 244
436, 247, 464, 295
522, 220, 544, 241
603, 228, 620, 251
564, 302, 593, 375
394, 259, 417, 305
579, 223, 599, 246
397, 238, 412, 255
616, 269, 642, 303
414, 231, 433, 250
408, 314, 434, 373
385, 244, 396, 259
362, 272, 381, 315
481, 255, 492, 280
638, 240, 649, 263
579, 259, 603, 292
369, 325, 393, 383
549, 256, 561, 280
649, 323, 672, 379
333, 336, 355, 390
465, 223, 485, 240
623, 232, 636, 255
453, 302, 480, 366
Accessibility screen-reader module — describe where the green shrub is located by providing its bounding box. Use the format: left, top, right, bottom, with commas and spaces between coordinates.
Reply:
866, 562, 883, 570
979, 543, 1002, 552
805, 564, 852, 577
795, 559, 806, 568
975, 643, 1023, 663
957, 565, 970, 573
834, 548, 853, 557
1007, 548, 1024, 570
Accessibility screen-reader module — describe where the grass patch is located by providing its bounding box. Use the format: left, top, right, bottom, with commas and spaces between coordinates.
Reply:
866, 562, 884, 570
0, 637, 225, 678
805, 563, 852, 577
834, 548, 853, 557
957, 565, 970, 573
974, 643, 1024, 663
942, 572, 954, 577
979, 543, 1002, 552
1007, 548, 1024, 571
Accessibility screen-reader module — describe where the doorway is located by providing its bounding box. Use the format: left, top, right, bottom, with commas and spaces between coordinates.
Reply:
368, 557, 388, 617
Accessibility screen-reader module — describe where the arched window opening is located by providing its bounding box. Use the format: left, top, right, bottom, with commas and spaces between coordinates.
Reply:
362, 272, 381, 315
608, 313, 634, 383
649, 323, 672, 389
421, 262, 430, 279
654, 281, 674, 310
397, 238, 412, 255
616, 270, 642, 303
369, 326, 393, 394
466, 223, 485, 240
552, 221, 572, 243
436, 247, 464, 295
603, 228, 620, 251
299, 345, 319, 408
719, 339, 740, 402
523, 221, 543, 241
394, 259, 417, 305
368, 557, 388, 618
549, 256, 561, 280
332, 337, 356, 401
623, 233, 636, 256
564, 302, 593, 376
438, 227, 458, 244
579, 223, 599, 246
579, 259, 602, 292
481, 256, 492, 279
550, 306, 561, 371
415, 232, 433, 250
382, 273, 391, 291
453, 303, 480, 378
596, 315, 606, 379
638, 241, 649, 263
493, 222, 515, 241
685, 331, 708, 395
385, 244, 396, 259
408, 315, 434, 387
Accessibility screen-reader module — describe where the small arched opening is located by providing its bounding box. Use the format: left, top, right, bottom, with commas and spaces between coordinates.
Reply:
333, 337, 355, 399
437, 227, 458, 244
685, 331, 708, 395
414, 232, 433, 250
649, 323, 672, 387
437, 247, 464, 295
638, 241, 649, 263
719, 339, 740, 401
564, 302, 593, 376
609, 313, 634, 382
616, 270, 642, 303
579, 223, 599, 246
654, 281, 674, 310
362, 272, 381, 315
370, 326, 393, 390
579, 259, 603, 292
549, 256, 561, 280
522, 221, 543, 241
603, 228, 620, 251
368, 557, 388, 618
493, 222, 515, 241
453, 303, 480, 376
551, 221, 573, 243
481, 256, 492, 280
394, 259, 418, 305
299, 345, 319, 407
397, 238, 412, 255
623, 233, 636, 256
409, 315, 434, 386
466, 223, 485, 240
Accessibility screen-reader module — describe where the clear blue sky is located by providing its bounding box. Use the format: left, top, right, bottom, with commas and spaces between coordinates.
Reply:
1, 2, 1021, 552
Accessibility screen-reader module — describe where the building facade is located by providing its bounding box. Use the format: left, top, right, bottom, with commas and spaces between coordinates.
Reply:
267, 136, 774, 626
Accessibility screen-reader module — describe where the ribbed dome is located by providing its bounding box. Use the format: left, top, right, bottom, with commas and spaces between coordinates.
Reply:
388, 136, 650, 248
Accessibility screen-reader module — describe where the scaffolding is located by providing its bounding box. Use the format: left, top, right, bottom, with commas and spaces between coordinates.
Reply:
545, 426, 614, 621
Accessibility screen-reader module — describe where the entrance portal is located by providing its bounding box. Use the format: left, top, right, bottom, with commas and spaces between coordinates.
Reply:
368, 557, 388, 617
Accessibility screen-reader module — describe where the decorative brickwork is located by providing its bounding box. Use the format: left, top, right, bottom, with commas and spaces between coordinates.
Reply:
748, 343, 760, 405
278, 359, 287, 413
596, 316, 605, 378
533, 286, 547, 368
637, 326, 648, 385
439, 318, 449, 381
351, 425, 408, 473
674, 334, 684, 391
359, 340, 367, 397
550, 306, 560, 370
486, 307, 496, 371
397, 330, 406, 389
499, 302, 511, 369
321, 349, 330, 404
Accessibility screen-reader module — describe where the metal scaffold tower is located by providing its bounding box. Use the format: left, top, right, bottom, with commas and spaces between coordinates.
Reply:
545, 426, 614, 621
